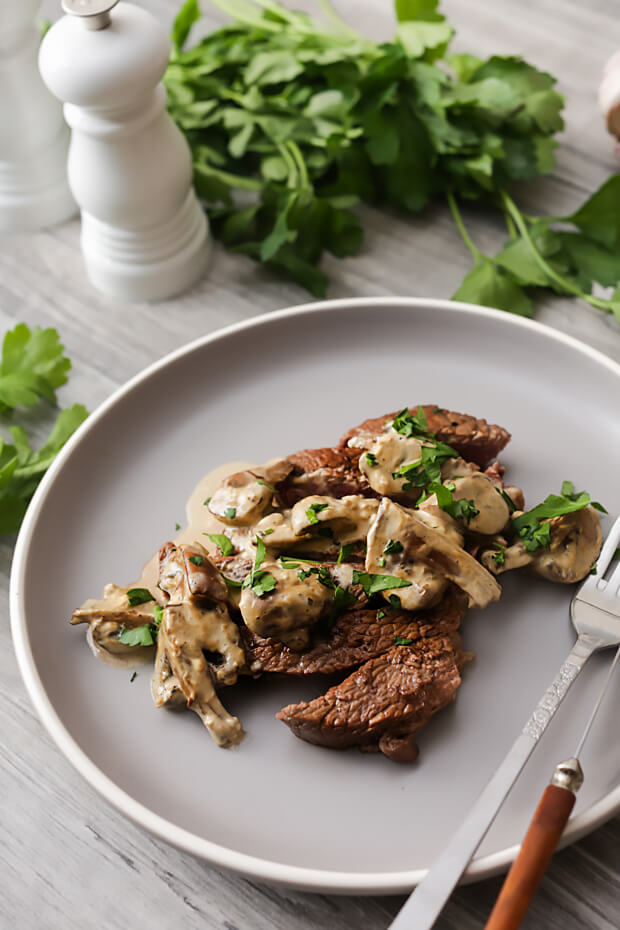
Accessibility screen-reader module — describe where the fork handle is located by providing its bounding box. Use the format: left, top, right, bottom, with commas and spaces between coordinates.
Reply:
484, 770, 580, 930
388, 635, 600, 930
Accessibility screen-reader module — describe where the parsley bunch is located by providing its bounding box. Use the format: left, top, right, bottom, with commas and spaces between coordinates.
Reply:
0, 324, 87, 534
166, 0, 583, 305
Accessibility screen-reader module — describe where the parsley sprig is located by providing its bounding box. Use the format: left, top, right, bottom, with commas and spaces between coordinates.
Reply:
243, 536, 277, 597
512, 482, 606, 553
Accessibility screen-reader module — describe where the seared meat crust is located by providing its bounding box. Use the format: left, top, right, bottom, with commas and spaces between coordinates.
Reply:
243, 586, 466, 675
339, 405, 510, 467
276, 633, 463, 758
282, 446, 372, 503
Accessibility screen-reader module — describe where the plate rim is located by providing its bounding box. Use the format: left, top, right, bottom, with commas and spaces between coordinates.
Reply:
10, 296, 620, 893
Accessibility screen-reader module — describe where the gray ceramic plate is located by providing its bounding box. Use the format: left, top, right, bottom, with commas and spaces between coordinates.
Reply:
10, 298, 620, 893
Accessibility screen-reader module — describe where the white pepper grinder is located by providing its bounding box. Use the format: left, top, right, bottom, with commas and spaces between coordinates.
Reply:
0, 0, 76, 231
39, 0, 210, 301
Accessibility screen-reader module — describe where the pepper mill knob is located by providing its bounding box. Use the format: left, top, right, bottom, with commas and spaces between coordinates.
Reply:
0, 0, 76, 231
61, 0, 120, 31
39, 1, 210, 301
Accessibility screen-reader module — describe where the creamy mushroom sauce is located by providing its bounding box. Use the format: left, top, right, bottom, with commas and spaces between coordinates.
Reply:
72, 420, 604, 751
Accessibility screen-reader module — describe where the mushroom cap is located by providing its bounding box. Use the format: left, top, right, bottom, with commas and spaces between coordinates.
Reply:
532, 506, 602, 583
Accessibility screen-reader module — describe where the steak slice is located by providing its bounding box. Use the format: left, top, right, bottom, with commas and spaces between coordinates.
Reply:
277, 632, 464, 762
244, 585, 467, 675
339, 405, 510, 467
282, 446, 372, 504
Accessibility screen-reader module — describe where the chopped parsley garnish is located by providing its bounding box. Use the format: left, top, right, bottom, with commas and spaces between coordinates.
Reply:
130, 671, 137, 682
305, 502, 329, 524
384, 539, 403, 555
205, 532, 234, 557
296, 564, 335, 588
243, 536, 276, 598
394, 636, 413, 645
365, 451, 378, 467
337, 543, 355, 563
352, 571, 412, 596
497, 487, 516, 512
224, 506, 237, 519
388, 594, 402, 608
377, 609, 386, 619
203, 496, 211, 506
119, 624, 156, 646
378, 556, 386, 567
256, 479, 276, 492
263, 528, 274, 536
512, 484, 606, 553
393, 442, 458, 490
490, 544, 506, 566
189, 554, 205, 566
429, 482, 479, 523
175, 522, 181, 531
391, 406, 429, 438
222, 575, 243, 588
126, 588, 154, 607
327, 585, 358, 626
152, 604, 164, 626
280, 557, 301, 569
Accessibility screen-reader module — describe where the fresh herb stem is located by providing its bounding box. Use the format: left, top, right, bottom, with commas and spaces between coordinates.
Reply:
447, 192, 482, 263
500, 191, 613, 313
318, 0, 361, 38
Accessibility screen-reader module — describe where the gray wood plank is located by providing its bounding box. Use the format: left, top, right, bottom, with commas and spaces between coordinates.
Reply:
3, 1, 620, 928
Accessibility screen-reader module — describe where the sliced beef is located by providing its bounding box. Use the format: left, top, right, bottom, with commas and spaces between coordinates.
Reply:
282, 446, 371, 505
339, 405, 510, 467
244, 585, 467, 675
276, 632, 464, 762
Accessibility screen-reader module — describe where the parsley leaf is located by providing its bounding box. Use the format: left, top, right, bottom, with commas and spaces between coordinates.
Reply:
189, 555, 205, 566
126, 588, 154, 607
364, 452, 378, 467
243, 535, 276, 598
384, 539, 404, 555
256, 479, 277, 492
224, 507, 237, 519
391, 406, 429, 437
119, 624, 156, 647
352, 571, 412, 596
328, 585, 358, 626
394, 635, 413, 645
0, 323, 71, 412
152, 605, 164, 626
205, 532, 234, 557
512, 485, 604, 553
305, 502, 329, 524
337, 543, 356, 563
0, 403, 88, 534
491, 544, 506, 565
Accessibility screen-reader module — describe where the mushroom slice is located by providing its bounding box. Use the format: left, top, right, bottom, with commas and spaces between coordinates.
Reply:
158, 542, 228, 603
239, 560, 334, 641
161, 601, 245, 747
368, 498, 501, 609
482, 507, 602, 584
366, 501, 449, 610
290, 495, 379, 544
71, 583, 158, 665
426, 472, 511, 535
208, 458, 292, 526
349, 432, 433, 497
152, 632, 184, 707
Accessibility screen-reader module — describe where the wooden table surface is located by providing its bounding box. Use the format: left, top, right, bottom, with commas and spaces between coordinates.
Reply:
2, 1, 620, 927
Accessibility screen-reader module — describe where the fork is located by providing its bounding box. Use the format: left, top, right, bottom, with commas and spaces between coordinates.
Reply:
389, 515, 620, 930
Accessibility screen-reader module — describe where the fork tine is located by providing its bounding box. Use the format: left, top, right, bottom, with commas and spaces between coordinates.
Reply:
577, 514, 620, 596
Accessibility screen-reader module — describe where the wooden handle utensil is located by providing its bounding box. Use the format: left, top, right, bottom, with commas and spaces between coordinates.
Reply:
484, 758, 583, 930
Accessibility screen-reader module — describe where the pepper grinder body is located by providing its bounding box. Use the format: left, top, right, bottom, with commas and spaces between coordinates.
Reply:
0, 0, 76, 231
39, 2, 210, 301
